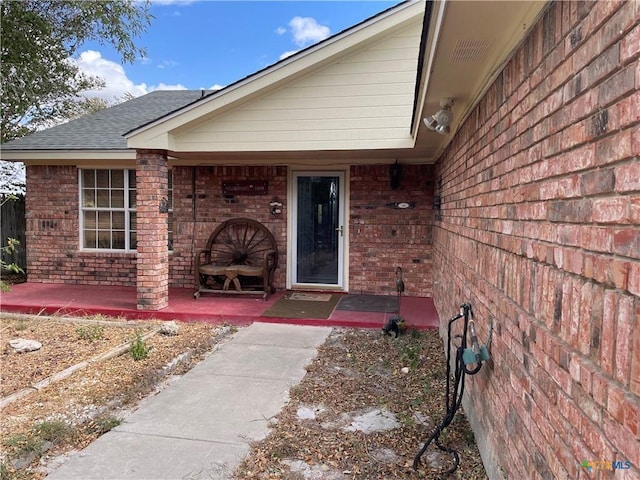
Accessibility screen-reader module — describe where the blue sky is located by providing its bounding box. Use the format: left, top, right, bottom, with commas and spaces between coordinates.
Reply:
78, 0, 401, 101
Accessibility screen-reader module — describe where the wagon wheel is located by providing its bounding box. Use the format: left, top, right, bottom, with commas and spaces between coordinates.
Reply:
206, 218, 278, 267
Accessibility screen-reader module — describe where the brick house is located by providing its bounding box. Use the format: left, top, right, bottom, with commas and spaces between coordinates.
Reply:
1, 0, 638, 478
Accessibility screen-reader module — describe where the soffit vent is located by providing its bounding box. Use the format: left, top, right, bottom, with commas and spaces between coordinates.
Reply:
450, 38, 492, 64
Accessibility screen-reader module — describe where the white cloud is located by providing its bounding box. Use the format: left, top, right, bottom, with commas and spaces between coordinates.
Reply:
157, 59, 180, 69
275, 26, 286, 35
75, 50, 187, 102
75, 50, 147, 100
279, 50, 299, 61
149, 82, 187, 91
289, 16, 330, 47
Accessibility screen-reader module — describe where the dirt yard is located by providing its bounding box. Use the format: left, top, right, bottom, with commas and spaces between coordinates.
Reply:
1, 314, 487, 480
235, 328, 488, 479
0, 314, 231, 479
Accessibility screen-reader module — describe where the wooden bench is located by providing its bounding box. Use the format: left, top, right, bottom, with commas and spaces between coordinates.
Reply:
194, 218, 278, 300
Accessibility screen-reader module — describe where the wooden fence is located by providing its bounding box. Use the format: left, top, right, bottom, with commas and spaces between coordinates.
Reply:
1, 195, 26, 270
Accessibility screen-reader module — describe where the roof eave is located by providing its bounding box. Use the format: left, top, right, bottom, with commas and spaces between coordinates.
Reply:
1, 149, 136, 163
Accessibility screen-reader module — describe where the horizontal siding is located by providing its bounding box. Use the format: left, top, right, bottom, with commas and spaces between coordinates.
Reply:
198, 104, 409, 124
252, 88, 409, 105
175, 19, 422, 152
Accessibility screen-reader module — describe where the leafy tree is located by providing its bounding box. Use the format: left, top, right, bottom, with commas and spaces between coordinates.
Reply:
0, 161, 25, 195
0, 0, 152, 143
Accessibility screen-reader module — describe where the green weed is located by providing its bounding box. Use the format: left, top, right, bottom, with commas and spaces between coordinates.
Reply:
129, 332, 150, 361
76, 324, 105, 341
0, 462, 9, 480
33, 420, 73, 443
2, 421, 74, 472
3, 434, 44, 458
400, 342, 422, 370
91, 414, 123, 435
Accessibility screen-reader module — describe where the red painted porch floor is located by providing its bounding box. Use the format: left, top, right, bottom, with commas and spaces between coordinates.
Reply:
0, 283, 439, 330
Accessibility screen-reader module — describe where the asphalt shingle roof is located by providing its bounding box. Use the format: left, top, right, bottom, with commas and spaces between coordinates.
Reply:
1, 90, 208, 151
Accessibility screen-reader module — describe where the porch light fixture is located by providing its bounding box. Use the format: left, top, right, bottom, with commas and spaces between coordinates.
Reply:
158, 196, 169, 213
390, 160, 401, 189
423, 98, 454, 135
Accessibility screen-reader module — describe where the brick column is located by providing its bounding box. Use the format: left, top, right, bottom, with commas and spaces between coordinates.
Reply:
136, 150, 169, 310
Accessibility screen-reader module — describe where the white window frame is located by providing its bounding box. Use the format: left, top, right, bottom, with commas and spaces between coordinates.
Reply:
79, 169, 136, 252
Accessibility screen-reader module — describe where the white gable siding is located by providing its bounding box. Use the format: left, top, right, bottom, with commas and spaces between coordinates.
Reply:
173, 20, 423, 152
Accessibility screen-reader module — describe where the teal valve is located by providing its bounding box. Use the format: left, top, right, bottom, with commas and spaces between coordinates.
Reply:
480, 344, 490, 361
462, 318, 492, 365
462, 348, 478, 365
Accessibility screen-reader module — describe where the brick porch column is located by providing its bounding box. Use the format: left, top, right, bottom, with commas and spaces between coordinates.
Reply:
136, 150, 169, 310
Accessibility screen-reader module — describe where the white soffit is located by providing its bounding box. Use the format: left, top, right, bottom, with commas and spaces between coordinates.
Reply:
415, 0, 549, 156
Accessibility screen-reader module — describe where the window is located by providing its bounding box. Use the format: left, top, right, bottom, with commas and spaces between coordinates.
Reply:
80, 169, 173, 251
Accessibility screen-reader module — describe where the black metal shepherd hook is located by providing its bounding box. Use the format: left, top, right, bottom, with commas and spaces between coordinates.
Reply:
413, 303, 484, 475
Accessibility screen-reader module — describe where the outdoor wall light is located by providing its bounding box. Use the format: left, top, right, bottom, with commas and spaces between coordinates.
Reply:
158, 197, 169, 213
390, 160, 401, 189
423, 98, 454, 135
270, 197, 283, 215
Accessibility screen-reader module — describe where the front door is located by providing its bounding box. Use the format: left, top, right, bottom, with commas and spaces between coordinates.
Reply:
291, 172, 345, 289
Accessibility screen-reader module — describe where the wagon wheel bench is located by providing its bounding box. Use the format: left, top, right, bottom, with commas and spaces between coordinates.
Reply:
194, 218, 278, 300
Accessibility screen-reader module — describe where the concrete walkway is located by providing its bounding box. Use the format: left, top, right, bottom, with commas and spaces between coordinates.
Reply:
45, 323, 332, 480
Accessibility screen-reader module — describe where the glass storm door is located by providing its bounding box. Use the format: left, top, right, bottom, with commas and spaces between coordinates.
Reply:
292, 172, 345, 288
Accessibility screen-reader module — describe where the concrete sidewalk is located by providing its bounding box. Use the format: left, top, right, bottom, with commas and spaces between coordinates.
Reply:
45, 323, 332, 480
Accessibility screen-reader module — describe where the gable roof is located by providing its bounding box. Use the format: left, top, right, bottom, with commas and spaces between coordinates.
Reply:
126, 2, 411, 137
126, 1, 424, 154
1, 90, 207, 152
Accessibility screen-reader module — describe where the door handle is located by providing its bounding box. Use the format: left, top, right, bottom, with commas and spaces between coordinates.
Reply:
336, 225, 344, 237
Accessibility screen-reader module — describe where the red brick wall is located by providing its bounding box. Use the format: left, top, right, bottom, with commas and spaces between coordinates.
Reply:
25, 163, 437, 295
25, 165, 136, 285
169, 166, 288, 289
432, 2, 639, 479
168, 164, 438, 295
349, 164, 435, 296
136, 151, 169, 310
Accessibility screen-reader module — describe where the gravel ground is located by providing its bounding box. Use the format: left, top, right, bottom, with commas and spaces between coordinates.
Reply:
235, 327, 488, 479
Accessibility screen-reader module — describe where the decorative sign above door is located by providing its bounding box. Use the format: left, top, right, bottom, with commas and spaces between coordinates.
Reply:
222, 180, 268, 196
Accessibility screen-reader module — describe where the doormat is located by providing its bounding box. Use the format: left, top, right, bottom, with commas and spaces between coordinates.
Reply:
262, 294, 341, 319
286, 292, 334, 302
335, 294, 399, 313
